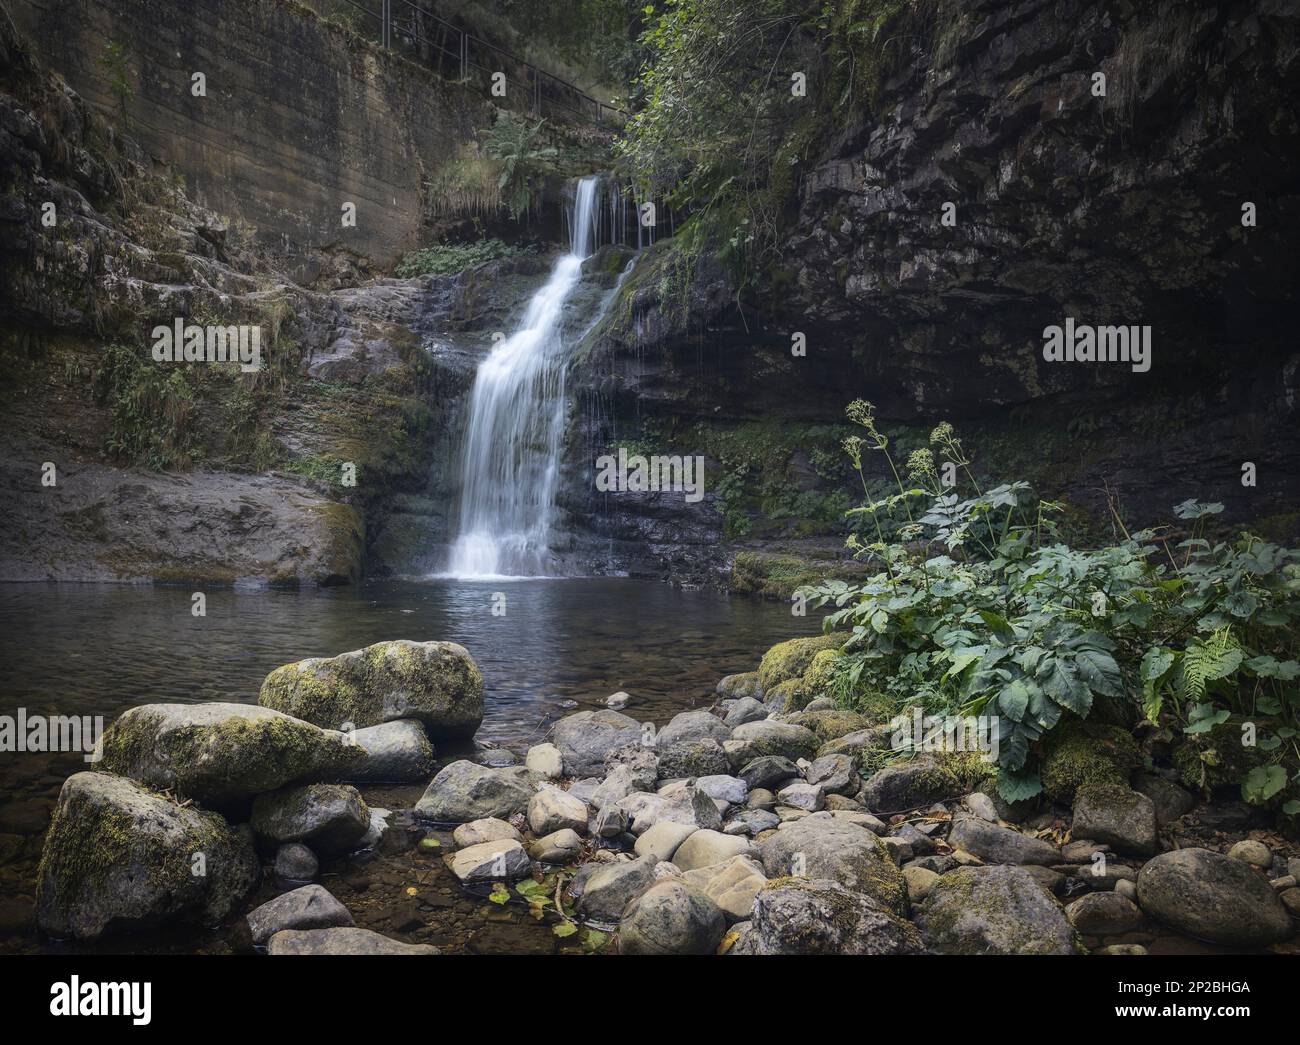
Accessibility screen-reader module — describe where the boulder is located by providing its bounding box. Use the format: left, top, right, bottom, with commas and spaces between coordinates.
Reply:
414, 761, 533, 823
777, 781, 825, 812
735, 878, 923, 955
739, 756, 800, 790
918, 865, 1084, 954
246, 884, 353, 945
657, 709, 731, 748
656, 739, 731, 779
758, 815, 906, 915
672, 830, 751, 871
725, 809, 780, 836
446, 839, 531, 882
575, 855, 658, 923
947, 817, 1061, 866
259, 640, 483, 739
549, 710, 643, 777
267, 927, 438, 955
860, 755, 961, 815
788, 709, 874, 743
618, 879, 727, 955
524, 743, 564, 779
451, 817, 521, 848
35, 773, 257, 941
274, 843, 318, 881
717, 672, 761, 699
806, 753, 860, 796
696, 774, 748, 805
1070, 785, 1158, 858
727, 721, 820, 765
344, 719, 435, 783
682, 854, 767, 921
816, 727, 891, 759
1136, 848, 1292, 947
527, 829, 583, 863
757, 635, 842, 692
723, 697, 768, 728
634, 821, 699, 862
100, 702, 361, 805
1133, 772, 1195, 827
251, 784, 371, 854
1065, 891, 1143, 935
528, 787, 588, 836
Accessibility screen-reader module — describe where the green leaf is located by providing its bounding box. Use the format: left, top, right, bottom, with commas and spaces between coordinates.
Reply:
997, 679, 1031, 722
1241, 764, 1286, 804
997, 769, 1042, 804
553, 922, 578, 938
977, 609, 1016, 643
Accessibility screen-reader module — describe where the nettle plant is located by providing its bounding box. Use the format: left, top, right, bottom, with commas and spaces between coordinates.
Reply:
805, 401, 1300, 810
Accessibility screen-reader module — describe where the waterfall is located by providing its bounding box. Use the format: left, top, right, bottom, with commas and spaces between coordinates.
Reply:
444, 176, 603, 579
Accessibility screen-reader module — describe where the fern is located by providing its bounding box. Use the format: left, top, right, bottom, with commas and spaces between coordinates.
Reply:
1178, 627, 1244, 701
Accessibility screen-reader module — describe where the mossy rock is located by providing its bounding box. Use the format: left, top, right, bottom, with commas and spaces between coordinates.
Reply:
917, 865, 1084, 955
259, 639, 483, 739
101, 703, 363, 805
36, 772, 257, 941
757, 634, 843, 694
1171, 720, 1265, 794
786, 708, 873, 743
1040, 722, 1141, 803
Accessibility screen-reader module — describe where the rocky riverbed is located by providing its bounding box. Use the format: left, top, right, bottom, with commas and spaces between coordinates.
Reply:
15, 633, 1300, 956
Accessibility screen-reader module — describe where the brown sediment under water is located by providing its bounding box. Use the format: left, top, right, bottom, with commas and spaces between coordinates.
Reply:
0, 577, 818, 954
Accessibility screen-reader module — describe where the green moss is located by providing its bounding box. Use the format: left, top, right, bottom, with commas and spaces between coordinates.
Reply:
1040, 722, 1141, 803
1172, 720, 1264, 793
758, 634, 844, 694
787, 709, 872, 743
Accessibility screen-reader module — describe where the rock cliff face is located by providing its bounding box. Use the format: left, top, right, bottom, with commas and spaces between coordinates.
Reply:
567, 0, 1300, 585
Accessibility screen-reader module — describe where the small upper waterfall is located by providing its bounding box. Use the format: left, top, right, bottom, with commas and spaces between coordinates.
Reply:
445, 176, 604, 579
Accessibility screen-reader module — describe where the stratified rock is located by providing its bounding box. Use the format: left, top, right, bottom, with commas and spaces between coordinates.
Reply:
267, 927, 438, 955
1136, 848, 1292, 947
682, 854, 767, 921
414, 761, 533, 823
259, 639, 483, 739
447, 839, 531, 882
736, 878, 923, 955
36, 773, 257, 941
758, 814, 906, 915
618, 879, 727, 955
100, 703, 361, 805
548, 710, 642, 777
251, 784, 371, 854
918, 865, 1083, 954
344, 719, 435, 783
948, 817, 1061, 866
246, 884, 353, 945
1071, 785, 1157, 858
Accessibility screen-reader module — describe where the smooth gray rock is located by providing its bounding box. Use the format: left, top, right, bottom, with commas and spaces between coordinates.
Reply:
447, 839, 531, 882
672, 830, 750, 872
806, 753, 860, 796
777, 780, 825, 812
948, 817, 1061, 866
246, 884, 353, 945
634, 821, 699, 862
1071, 786, 1158, 857
724, 696, 768, 728
696, 774, 748, 805
618, 879, 727, 955
1065, 891, 1143, 935
527, 829, 583, 863
657, 709, 731, 748
414, 760, 533, 823
267, 927, 438, 955
451, 817, 521, 848
527, 787, 588, 836
1136, 848, 1292, 947
274, 842, 319, 881
251, 783, 371, 854
575, 855, 658, 923
549, 710, 643, 777
344, 719, 435, 783
524, 743, 563, 778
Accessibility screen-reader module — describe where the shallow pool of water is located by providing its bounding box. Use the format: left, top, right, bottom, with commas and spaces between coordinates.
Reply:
0, 578, 816, 953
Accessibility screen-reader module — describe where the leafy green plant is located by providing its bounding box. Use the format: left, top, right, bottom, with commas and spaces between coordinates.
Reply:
805, 401, 1300, 812
94, 343, 198, 470
482, 112, 558, 219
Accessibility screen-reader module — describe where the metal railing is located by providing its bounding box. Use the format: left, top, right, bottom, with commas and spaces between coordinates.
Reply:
323, 0, 626, 127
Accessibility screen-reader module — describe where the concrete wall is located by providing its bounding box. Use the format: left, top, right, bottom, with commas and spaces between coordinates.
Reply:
11, 0, 490, 279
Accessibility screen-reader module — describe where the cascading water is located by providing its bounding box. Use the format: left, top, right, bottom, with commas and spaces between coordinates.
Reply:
445, 176, 603, 579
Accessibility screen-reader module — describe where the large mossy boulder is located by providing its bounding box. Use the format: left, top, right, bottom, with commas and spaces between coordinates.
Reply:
100, 703, 362, 805
259, 640, 483, 740
1040, 722, 1140, 803
917, 865, 1084, 955
36, 772, 258, 941
766, 648, 843, 712
756, 634, 843, 695
1136, 848, 1292, 947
